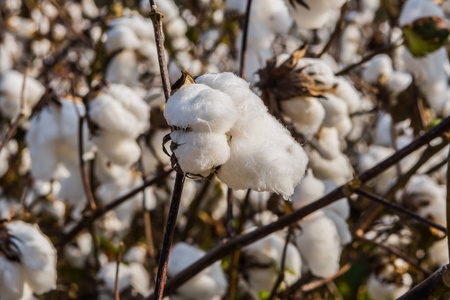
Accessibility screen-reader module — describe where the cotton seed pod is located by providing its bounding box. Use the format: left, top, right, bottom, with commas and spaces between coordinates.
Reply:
164, 83, 237, 133
170, 130, 231, 176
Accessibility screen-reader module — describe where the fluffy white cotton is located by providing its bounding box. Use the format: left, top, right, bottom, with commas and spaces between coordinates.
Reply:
3, 221, 57, 296
287, 0, 346, 29
170, 130, 231, 176
165, 83, 237, 133
105, 50, 139, 87
243, 230, 302, 294
167, 243, 227, 299
308, 150, 353, 185
281, 97, 325, 139
0, 70, 45, 119
335, 77, 360, 114
63, 232, 94, 269
362, 54, 393, 84
296, 211, 342, 278
291, 170, 326, 209
312, 127, 341, 160
358, 145, 396, 194
398, 0, 443, 26
339, 24, 362, 65
319, 93, 348, 128
367, 272, 412, 300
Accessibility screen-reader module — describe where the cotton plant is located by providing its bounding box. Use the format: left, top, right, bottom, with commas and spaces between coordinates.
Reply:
0, 70, 45, 120
0, 221, 57, 300
164, 71, 308, 199
167, 242, 227, 300
286, 0, 347, 30
0, 33, 22, 72
241, 230, 302, 297
88, 83, 150, 167
398, 0, 450, 114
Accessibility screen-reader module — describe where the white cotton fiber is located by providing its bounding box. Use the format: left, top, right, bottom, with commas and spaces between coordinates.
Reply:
399, 0, 443, 26
323, 210, 352, 245
170, 130, 231, 176
319, 93, 348, 127
281, 97, 325, 139
93, 134, 141, 167
165, 84, 237, 133
308, 150, 353, 185
335, 77, 360, 114
296, 58, 337, 90
296, 211, 342, 278
105, 24, 140, 54
367, 272, 412, 300
291, 170, 326, 209
287, 0, 344, 30
362, 54, 393, 84
386, 71, 412, 94
312, 127, 341, 160
105, 50, 139, 87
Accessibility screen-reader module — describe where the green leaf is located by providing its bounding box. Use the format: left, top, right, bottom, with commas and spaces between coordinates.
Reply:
259, 290, 270, 300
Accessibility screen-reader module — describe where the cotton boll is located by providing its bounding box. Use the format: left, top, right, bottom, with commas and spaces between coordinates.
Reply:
428, 238, 449, 266
243, 231, 301, 294
243, 47, 274, 83
0, 70, 45, 119
63, 233, 94, 269
287, 0, 345, 29
123, 246, 147, 264
93, 134, 141, 167
7, 221, 57, 294
339, 24, 362, 65
281, 97, 325, 139
254, 0, 293, 35
104, 25, 140, 54
367, 272, 412, 300
0, 255, 24, 300
248, 191, 272, 212
362, 54, 393, 84
335, 77, 360, 114
323, 210, 352, 245
319, 93, 348, 127
335, 116, 353, 139
358, 145, 396, 194
373, 112, 393, 147
105, 50, 140, 87
296, 58, 337, 90
165, 84, 237, 133
296, 211, 342, 278
387, 71, 413, 94
312, 127, 341, 160
308, 150, 353, 185
323, 180, 350, 219
420, 79, 448, 112
291, 170, 325, 209
399, 0, 443, 26
0, 148, 9, 178
168, 243, 227, 299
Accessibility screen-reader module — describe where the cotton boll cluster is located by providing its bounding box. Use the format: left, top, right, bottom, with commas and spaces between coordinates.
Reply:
165, 72, 308, 198
0, 70, 45, 120
167, 243, 227, 299
286, 0, 347, 30
88, 83, 150, 167
291, 170, 351, 277
367, 259, 412, 300
242, 230, 302, 296
398, 0, 449, 113
0, 221, 57, 299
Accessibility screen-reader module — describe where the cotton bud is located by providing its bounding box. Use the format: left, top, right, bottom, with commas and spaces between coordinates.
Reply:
168, 243, 227, 299
243, 230, 302, 295
0, 70, 45, 119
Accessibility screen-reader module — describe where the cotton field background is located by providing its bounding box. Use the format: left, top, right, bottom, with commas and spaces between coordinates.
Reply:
1, 0, 450, 299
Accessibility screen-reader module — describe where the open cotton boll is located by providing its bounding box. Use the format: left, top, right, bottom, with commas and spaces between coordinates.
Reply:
367, 272, 412, 300
253, 0, 292, 35
319, 94, 348, 128
170, 130, 230, 176
243, 230, 301, 294
296, 58, 337, 90
7, 221, 57, 295
0, 255, 25, 300
428, 238, 449, 266
296, 211, 342, 278
399, 0, 443, 26
312, 127, 341, 160
339, 24, 362, 65
323, 210, 352, 245
93, 134, 141, 167
281, 97, 325, 139
323, 180, 350, 219
104, 23, 140, 55
420, 78, 448, 112
105, 50, 139, 87
165, 83, 237, 133
123, 246, 147, 264
218, 114, 308, 199
335, 77, 360, 114
373, 112, 393, 147
63, 232, 94, 269
291, 170, 325, 209
358, 145, 396, 194
0, 70, 45, 119
287, 0, 345, 29
387, 71, 413, 94
362, 54, 393, 84
168, 243, 227, 299
308, 150, 353, 185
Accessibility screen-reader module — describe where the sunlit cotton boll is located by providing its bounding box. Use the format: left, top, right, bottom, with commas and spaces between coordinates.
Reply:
0, 70, 45, 119
167, 243, 227, 299
362, 54, 393, 84
243, 230, 302, 295
105, 50, 140, 87
0, 221, 57, 298
367, 270, 412, 300
308, 150, 353, 185
287, 0, 347, 30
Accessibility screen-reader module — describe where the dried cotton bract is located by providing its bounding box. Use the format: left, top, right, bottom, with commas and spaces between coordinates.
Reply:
165, 72, 308, 198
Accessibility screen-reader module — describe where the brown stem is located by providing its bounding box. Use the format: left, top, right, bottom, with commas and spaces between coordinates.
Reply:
115, 242, 125, 300
268, 228, 292, 299
153, 172, 185, 300
55, 169, 172, 251
144, 210, 157, 281
355, 188, 447, 234
226, 187, 235, 239
145, 115, 450, 299
239, 0, 253, 79
446, 146, 450, 261
0, 67, 28, 153
318, 2, 347, 58
397, 264, 450, 299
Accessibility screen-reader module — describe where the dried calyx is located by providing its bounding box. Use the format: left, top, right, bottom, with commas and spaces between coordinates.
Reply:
0, 222, 21, 263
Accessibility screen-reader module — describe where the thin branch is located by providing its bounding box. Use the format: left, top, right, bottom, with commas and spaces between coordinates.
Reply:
153, 172, 185, 300
268, 228, 292, 299
318, 2, 347, 58
354, 188, 447, 234
301, 262, 352, 293
145, 115, 450, 299
226, 187, 235, 239
115, 242, 125, 300
335, 43, 400, 76
397, 264, 450, 299
446, 146, 450, 261
0, 66, 28, 153
239, 0, 253, 79
55, 169, 172, 250
144, 211, 157, 280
